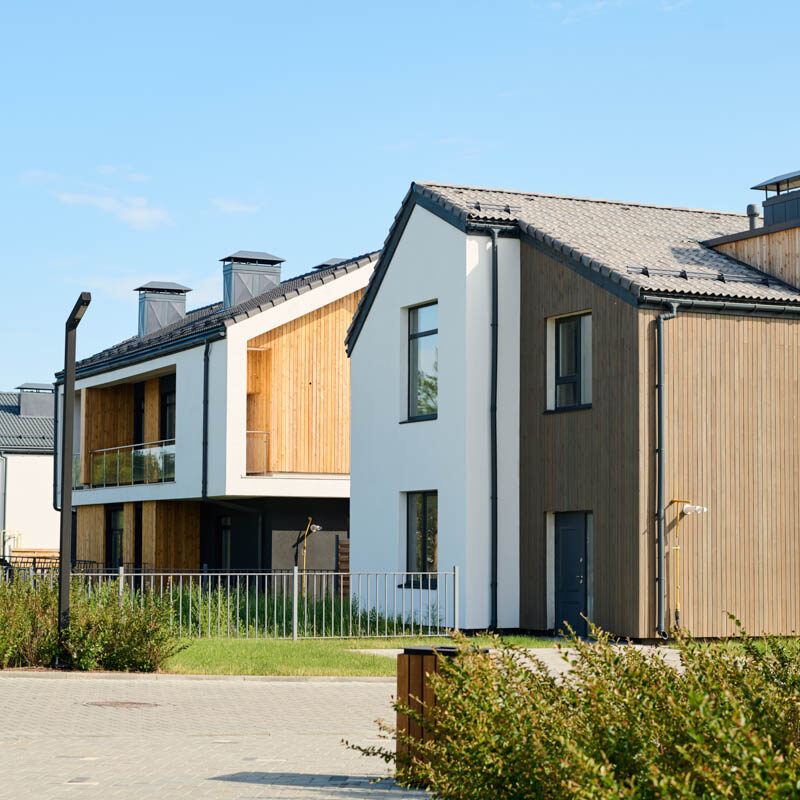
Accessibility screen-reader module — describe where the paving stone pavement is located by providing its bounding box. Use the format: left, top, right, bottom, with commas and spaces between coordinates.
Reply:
0, 673, 429, 800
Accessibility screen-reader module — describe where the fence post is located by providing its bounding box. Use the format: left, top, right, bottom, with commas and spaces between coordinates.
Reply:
292, 566, 299, 640
118, 566, 124, 606
453, 565, 459, 633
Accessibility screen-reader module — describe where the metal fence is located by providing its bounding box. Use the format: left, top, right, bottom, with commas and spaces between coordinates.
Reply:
0, 566, 459, 640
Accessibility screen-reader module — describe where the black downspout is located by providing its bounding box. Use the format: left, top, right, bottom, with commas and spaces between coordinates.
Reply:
656, 302, 679, 640
489, 228, 499, 631
52, 381, 60, 511
202, 340, 210, 500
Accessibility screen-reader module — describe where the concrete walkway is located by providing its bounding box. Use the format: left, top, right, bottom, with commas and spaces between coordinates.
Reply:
0, 672, 428, 800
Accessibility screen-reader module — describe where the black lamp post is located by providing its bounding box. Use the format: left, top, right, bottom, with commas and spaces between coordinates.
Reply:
58, 292, 91, 651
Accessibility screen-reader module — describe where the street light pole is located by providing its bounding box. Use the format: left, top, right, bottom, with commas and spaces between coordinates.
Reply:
58, 292, 91, 656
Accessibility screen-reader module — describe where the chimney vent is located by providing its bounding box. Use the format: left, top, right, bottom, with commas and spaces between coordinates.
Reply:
312, 257, 345, 270
746, 203, 760, 230
751, 171, 800, 227
15, 384, 54, 418
221, 251, 284, 309
135, 282, 191, 337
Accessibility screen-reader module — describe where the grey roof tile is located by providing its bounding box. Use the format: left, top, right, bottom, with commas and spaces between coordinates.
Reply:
72, 251, 380, 377
0, 392, 54, 452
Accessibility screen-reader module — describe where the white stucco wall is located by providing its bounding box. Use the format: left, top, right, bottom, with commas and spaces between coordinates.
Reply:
349, 204, 521, 630
4, 453, 60, 550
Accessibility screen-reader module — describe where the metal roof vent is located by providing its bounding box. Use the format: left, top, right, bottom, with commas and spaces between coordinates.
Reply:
16, 384, 54, 417
135, 282, 191, 337
312, 257, 345, 270
751, 170, 800, 227
221, 251, 284, 309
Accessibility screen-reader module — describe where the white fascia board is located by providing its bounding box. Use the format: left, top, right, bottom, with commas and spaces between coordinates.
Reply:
224, 265, 373, 497
219, 475, 350, 499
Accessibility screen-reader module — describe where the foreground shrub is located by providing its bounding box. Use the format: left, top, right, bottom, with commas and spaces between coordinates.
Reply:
0, 576, 181, 671
355, 622, 800, 799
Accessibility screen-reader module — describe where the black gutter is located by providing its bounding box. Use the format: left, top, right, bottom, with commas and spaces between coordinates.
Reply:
55, 327, 227, 385
202, 340, 211, 500
656, 302, 678, 640
639, 295, 800, 319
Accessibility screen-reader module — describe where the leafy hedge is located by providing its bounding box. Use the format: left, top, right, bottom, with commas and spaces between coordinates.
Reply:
0, 577, 181, 671
357, 622, 800, 798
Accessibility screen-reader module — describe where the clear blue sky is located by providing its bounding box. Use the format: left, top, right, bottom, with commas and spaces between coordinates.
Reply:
2, 0, 799, 388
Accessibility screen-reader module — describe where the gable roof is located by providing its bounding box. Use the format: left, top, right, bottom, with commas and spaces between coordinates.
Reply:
69, 251, 379, 380
346, 182, 800, 355
0, 392, 54, 453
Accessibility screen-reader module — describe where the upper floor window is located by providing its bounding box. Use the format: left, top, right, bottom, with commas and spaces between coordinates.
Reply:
408, 302, 438, 420
548, 312, 591, 410
160, 374, 176, 440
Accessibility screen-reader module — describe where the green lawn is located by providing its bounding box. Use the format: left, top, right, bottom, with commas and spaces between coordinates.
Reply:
163, 634, 555, 677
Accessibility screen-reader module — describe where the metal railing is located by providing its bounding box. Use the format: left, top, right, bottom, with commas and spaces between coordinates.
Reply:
0, 566, 459, 639
245, 430, 270, 475
83, 439, 176, 488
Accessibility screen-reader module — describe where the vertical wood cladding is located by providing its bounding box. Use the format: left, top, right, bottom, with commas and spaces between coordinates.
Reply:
246, 289, 363, 474
76, 505, 105, 563
639, 309, 800, 638
712, 227, 800, 288
76, 500, 202, 570
519, 242, 642, 636
143, 378, 160, 443
83, 384, 134, 456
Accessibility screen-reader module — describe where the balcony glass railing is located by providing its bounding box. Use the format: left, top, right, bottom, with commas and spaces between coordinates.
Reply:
246, 430, 270, 475
81, 440, 176, 488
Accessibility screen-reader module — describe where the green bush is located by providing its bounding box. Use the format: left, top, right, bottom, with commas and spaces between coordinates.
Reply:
355, 621, 800, 798
0, 576, 181, 671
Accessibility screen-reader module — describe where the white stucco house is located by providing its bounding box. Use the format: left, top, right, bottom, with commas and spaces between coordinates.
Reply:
0, 384, 60, 558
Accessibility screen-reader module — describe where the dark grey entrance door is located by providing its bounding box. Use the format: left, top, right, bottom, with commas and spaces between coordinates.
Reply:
555, 512, 587, 637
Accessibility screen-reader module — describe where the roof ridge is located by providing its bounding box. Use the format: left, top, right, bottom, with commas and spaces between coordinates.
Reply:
416, 181, 748, 218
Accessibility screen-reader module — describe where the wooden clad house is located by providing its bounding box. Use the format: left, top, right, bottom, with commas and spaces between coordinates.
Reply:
54, 250, 378, 573
347, 176, 800, 639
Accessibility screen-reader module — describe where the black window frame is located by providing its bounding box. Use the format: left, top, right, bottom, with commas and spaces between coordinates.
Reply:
404, 490, 438, 588
554, 312, 590, 411
105, 504, 124, 571
159, 374, 176, 441
407, 301, 438, 422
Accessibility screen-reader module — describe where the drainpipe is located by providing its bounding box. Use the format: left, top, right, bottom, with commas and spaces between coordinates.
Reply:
52, 382, 60, 511
656, 301, 679, 640
202, 340, 210, 499
0, 452, 7, 556
488, 227, 499, 631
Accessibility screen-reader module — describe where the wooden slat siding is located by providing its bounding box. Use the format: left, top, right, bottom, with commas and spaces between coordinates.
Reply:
80, 388, 89, 484
519, 242, 641, 636
711, 227, 800, 288
142, 501, 157, 568
143, 379, 160, 443
123, 502, 135, 565
421, 655, 436, 743
407, 652, 423, 744
76, 505, 105, 563
245, 289, 363, 474
84, 384, 134, 455
638, 309, 800, 637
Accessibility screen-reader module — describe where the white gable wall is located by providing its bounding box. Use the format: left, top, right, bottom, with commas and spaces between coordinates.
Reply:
350, 204, 520, 629
3, 453, 60, 551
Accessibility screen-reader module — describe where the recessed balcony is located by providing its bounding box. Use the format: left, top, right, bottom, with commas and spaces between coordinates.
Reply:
73, 439, 176, 489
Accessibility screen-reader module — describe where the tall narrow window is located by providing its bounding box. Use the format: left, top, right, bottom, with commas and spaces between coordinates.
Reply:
407, 491, 438, 584
105, 506, 124, 570
160, 374, 176, 440
550, 312, 592, 410
218, 516, 231, 571
408, 303, 438, 419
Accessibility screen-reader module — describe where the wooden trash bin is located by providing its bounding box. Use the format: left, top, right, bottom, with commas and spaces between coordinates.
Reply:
396, 645, 458, 778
